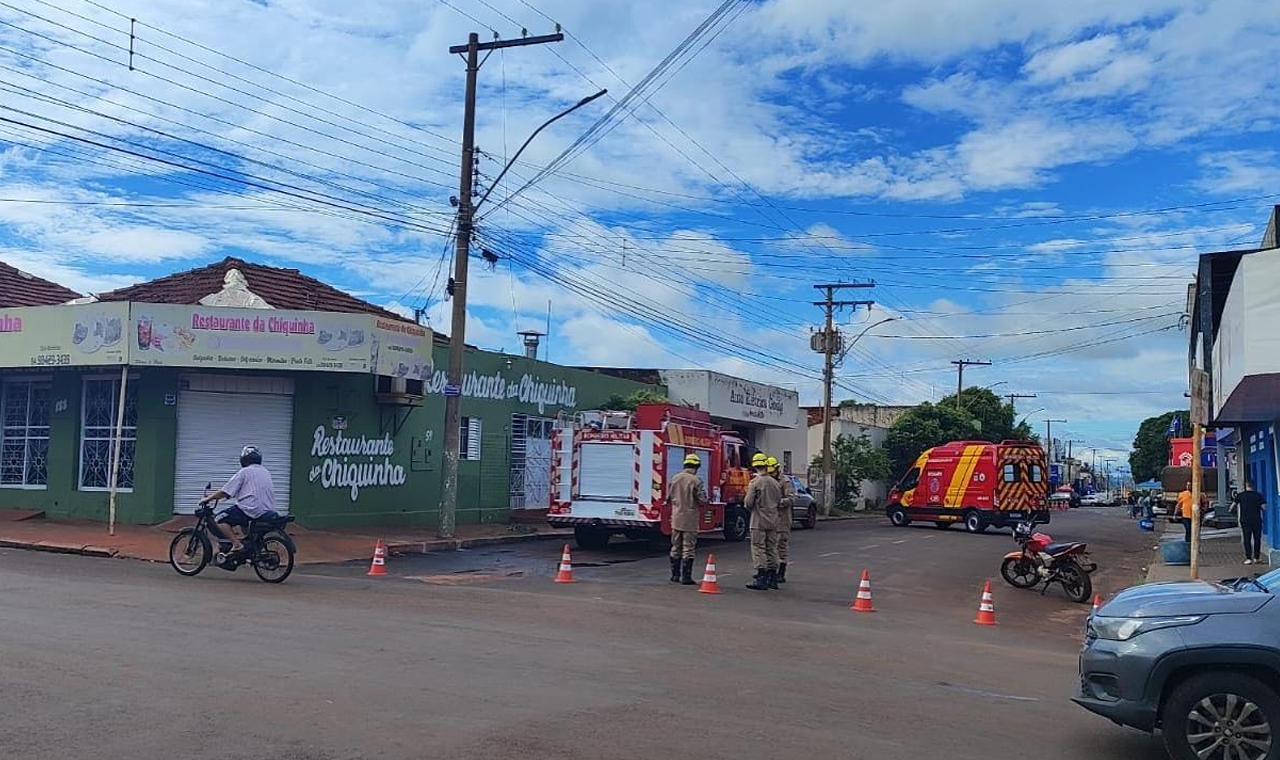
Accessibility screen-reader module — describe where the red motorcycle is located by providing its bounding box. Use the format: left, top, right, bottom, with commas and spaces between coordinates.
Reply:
1000, 521, 1095, 603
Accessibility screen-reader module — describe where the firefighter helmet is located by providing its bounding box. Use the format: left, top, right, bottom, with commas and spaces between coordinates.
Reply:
683, 453, 701, 467
751, 452, 768, 468
766, 456, 779, 469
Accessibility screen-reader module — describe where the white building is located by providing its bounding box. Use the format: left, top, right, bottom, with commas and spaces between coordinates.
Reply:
805, 404, 913, 508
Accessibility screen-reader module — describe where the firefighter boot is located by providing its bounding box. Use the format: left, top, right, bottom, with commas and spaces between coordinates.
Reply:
767, 568, 780, 589
680, 558, 697, 585
746, 568, 770, 591
776, 562, 787, 583
670, 556, 682, 583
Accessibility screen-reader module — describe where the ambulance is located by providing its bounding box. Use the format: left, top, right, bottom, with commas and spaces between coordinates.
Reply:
547, 403, 752, 550
886, 440, 1052, 533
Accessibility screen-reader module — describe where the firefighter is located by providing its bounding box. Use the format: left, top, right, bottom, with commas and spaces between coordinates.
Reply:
745, 452, 782, 590
668, 452, 708, 585
768, 456, 795, 585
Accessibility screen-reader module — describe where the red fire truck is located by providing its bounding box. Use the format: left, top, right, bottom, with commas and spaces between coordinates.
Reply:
547, 403, 752, 549
886, 440, 1053, 533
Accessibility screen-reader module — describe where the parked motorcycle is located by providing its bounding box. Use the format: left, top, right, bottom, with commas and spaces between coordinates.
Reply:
168, 484, 296, 583
999, 520, 1095, 603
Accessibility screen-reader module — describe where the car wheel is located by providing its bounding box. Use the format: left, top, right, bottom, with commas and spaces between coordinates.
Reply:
805, 505, 817, 530
888, 506, 910, 527
1163, 672, 1280, 760
964, 510, 987, 534
723, 506, 749, 542
573, 525, 611, 551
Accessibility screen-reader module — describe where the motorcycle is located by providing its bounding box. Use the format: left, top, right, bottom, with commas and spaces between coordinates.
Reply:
999, 520, 1096, 603
168, 484, 296, 583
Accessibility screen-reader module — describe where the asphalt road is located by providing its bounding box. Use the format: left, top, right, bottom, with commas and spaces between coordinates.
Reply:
1, 507, 1164, 760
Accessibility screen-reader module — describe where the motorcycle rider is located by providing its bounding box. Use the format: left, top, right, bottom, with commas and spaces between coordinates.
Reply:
768, 456, 795, 584
198, 445, 277, 560
668, 452, 709, 585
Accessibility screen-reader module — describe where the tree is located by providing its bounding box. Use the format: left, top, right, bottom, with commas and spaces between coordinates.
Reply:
881, 388, 1035, 476
811, 433, 892, 509
1129, 409, 1188, 483
599, 388, 670, 412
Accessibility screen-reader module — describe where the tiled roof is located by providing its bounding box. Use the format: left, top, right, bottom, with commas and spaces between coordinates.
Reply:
0, 260, 82, 307
96, 257, 405, 321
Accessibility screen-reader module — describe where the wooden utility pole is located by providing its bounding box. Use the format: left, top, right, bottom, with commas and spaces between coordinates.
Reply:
950, 359, 991, 411
813, 283, 874, 513
439, 31, 564, 539
1191, 422, 1203, 579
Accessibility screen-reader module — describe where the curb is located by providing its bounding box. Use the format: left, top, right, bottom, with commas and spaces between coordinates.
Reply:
385, 529, 573, 556
0, 538, 118, 558
818, 513, 882, 522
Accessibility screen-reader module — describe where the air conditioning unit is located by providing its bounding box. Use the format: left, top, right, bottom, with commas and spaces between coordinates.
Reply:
375, 375, 425, 407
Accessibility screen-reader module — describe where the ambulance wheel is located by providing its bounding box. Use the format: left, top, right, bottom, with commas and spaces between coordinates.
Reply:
573, 526, 611, 551
964, 510, 988, 534
888, 506, 910, 527
723, 506, 749, 542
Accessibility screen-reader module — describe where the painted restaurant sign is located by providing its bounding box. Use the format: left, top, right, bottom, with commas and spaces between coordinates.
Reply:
0, 302, 432, 377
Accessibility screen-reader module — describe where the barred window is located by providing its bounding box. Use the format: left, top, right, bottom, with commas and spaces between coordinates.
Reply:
1, 380, 50, 487
79, 377, 138, 490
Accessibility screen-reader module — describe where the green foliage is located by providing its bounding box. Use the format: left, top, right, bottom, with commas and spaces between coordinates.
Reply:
599, 388, 670, 412
1129, 410, 1188, 483
882, 388, 1031, 476
811, 433, 894, 510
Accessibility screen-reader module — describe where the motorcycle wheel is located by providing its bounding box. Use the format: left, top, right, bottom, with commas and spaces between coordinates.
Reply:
1000, 556, 1038, 589
252, 534, 295, 583
1058, 561, 1093, 604
169, 528, 210, 576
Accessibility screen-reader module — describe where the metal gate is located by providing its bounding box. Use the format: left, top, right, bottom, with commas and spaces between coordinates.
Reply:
510, 413, 555, 510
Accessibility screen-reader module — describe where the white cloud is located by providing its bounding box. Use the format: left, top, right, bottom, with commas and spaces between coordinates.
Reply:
1196, 151, 1280, 195
1024, 35, 1120, 83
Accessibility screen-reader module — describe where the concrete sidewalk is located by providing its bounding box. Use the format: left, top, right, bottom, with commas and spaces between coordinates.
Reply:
1145, 522, 1265, 583
0, 510, 571, 564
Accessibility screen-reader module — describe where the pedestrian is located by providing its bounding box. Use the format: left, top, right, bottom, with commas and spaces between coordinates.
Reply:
667, 452, 708, 585
1138, 492, 1151, 520
744, 452, 782, 591
768, 456, 795, 584
1234, 480, 1267, 565
1177, 482, 1195, 543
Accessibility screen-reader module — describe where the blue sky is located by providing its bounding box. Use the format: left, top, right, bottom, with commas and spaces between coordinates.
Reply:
1, 0, 1279, 464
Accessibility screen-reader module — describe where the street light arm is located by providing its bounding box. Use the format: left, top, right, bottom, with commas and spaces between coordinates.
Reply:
836, 317, 896, 364
474, 89, 608, 213
1017, 407, 1046, 426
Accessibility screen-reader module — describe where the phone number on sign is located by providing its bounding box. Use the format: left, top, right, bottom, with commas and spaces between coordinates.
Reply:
30, 353, 71, 366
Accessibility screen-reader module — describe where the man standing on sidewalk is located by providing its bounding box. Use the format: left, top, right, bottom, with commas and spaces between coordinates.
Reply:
668, 453, 708, 585
1177, 482, 1195, 543
1234, 480, 1267, 565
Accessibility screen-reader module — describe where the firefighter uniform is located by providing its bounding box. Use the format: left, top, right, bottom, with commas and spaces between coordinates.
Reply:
667, 456, 708, 586
771, 458, 796, 585
744, 457, 782, 590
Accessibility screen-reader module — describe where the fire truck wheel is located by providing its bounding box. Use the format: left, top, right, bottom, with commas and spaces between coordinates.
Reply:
573, 526, 611, 551
723, 506, 749, 542
964, 510, 988, 534
888, 506, 910, 528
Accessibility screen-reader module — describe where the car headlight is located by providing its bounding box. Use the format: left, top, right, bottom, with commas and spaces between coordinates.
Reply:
1089, 615, 1204, 641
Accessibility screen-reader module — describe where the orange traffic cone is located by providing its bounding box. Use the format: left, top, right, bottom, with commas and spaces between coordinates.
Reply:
367, 539, 388, 577
698, 554, 722, 594
973, 580, 998, 626
850, 569, 876, 612
1092, 594, 1103, 614
554, 543, 576, 583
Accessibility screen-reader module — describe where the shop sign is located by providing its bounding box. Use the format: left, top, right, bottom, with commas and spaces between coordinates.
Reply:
308, 425, 407, 501
131, 303, 371, 372
0, 303, 130, 368
371, 318, 433, 380
426, 369, 578, 414
661, 370, 798, 427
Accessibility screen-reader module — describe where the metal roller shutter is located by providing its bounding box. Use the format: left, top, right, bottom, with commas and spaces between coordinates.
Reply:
173, 375, 294, 514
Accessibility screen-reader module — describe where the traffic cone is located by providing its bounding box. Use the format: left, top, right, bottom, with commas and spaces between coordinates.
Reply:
850, 569, 875, 612
554, 543, 576, 583
1092, 594, 1103, 614
366, 540, 388, 577
698, 554, 722, 594
973, 580, 998, 626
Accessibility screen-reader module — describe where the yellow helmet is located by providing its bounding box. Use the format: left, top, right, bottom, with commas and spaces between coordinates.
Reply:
683, 453, 701, 467
751, 452, 768, 468
766, 456, 779, 469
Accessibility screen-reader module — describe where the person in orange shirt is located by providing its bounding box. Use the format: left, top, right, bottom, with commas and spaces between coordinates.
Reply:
1177, 483, 1195, 543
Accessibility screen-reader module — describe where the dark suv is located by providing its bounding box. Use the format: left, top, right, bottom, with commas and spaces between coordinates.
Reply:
1075, 569, 1280, 760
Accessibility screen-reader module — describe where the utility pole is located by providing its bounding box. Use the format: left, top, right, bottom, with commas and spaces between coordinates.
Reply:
439, 30, 564, 539
1045, 419, 1066, 463
813, 282, 875, 514
951, 359, 992, 411
1005, 393, 1037, 407
1191, 422, 1203, 579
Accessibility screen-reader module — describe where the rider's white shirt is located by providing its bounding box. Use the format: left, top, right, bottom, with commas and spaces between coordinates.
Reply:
222, 464, 277, 518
